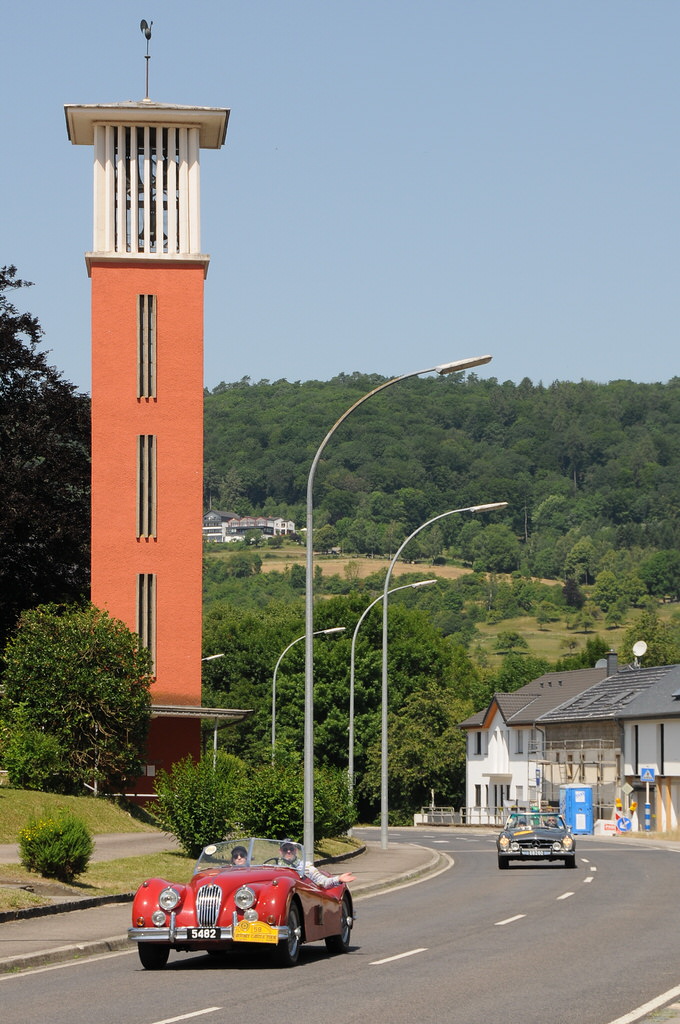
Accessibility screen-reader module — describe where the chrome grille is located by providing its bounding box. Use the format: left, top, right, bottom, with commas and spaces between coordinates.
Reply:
196, 884, 222, 927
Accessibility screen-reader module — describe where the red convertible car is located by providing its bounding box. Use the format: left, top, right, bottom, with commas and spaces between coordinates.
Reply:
128, 837, 354, 969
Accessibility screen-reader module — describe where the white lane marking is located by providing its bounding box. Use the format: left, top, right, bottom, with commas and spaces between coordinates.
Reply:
371, 948, 427, 965
495, 914, 526, 926
557, 892, 574, 900
590, 865, 597, 872
583, 875, 593, 884
432, 840, 449, 844
607, 984, 680, 1024
581, 858, 590, 863
150, 1011, 221, 1024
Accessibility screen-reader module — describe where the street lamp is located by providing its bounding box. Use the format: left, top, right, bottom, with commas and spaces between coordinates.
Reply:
303, 355, 492, 855
380, 502, 508, 849
271, 627, 345, 759
348, 580, 437, 792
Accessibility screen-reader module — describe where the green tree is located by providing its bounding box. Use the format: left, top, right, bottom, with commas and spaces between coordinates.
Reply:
639, 551, 680, 602
1, 603, 152, 794
0, 267, 90, 649
359, 683, 472, 822
620, 611, 680, 667
493, 631, 529, 654
154, 752, 246, 856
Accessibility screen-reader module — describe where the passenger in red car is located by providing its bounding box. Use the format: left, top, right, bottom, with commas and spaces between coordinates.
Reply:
278, 840, 355, 888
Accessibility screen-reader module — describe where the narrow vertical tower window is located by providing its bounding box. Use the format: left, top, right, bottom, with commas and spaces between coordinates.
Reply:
137, 294, 157, 398
137, 572, 156, 664
137, 434, 157, 538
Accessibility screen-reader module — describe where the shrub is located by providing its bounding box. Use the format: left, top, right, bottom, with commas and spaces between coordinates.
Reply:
3, 718, 74, 793
153, 752, 246, 857
18, 811, 93, 882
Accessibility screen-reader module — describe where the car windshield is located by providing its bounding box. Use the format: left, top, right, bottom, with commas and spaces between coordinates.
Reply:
193, 837, 306, 876
505, 813, 566, 830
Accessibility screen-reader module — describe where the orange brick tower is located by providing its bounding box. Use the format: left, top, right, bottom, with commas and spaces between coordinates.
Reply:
65, 99, 228, 793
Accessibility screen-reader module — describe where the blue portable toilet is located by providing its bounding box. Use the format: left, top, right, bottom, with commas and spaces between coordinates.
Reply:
559, 784, 593, 834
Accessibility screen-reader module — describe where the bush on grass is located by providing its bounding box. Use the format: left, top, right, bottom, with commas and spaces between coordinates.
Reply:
18, 811, 94, 883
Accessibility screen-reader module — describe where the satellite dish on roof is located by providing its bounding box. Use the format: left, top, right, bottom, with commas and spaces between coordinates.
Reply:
633, 640, 648, 658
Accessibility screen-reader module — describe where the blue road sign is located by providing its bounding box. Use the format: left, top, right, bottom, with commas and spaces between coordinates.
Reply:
640, 768, 655, 782
617, 816, 632, 832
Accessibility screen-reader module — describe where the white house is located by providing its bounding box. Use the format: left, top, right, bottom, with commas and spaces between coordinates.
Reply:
202, 510, 296, 543
459, 666, 608, 823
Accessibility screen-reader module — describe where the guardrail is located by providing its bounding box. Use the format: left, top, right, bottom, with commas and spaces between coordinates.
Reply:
414, 806, 506, 826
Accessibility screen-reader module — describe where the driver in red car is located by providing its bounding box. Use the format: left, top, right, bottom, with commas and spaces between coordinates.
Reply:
278, 839, 355, 888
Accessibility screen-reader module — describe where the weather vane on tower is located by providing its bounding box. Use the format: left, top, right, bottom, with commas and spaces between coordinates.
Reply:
140, 20, 153, 100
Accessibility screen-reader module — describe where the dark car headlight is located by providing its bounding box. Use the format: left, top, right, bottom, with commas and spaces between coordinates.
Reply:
234, 886, 256, 911
498, 835, 510, 850
159, 887, 181, 911
561, 834, 574, 850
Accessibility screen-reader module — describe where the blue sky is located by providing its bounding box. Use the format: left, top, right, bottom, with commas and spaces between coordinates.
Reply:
1, 1, 678, 394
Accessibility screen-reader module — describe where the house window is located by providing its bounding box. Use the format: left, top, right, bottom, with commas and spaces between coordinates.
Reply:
137, 435, 157, 538
659, 723, 665, 776
137, 295, 157, 398
474, 731, 483, 755
474, 784, 483, 807
634, 724, 639, 776
137, 573, 156, 665
515, 730, 524, 755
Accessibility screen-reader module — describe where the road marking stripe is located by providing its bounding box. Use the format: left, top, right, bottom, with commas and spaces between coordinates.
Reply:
150, 1011, 221, 1024
495, 914, 526, 926
590, 865, 597, 872
557, 892, 574, 900
583, 876, 593, 884
607, 983, 680, 1024
371, 948, 427, 965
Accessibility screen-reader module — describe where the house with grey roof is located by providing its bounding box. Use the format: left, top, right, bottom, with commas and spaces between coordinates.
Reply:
458, 662, 611, 823
539, 661, 680, 830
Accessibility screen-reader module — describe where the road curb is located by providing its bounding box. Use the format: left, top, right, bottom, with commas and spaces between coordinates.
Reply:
0, 935, 132, 975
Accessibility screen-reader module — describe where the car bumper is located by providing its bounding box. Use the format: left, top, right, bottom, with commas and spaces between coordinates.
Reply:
129, 924, 290, 944
498, 850, 572, 862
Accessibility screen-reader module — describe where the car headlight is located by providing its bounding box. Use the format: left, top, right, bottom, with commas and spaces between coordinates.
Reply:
498, 835, 510, 850
510, 841, 520, 852
562, 834, 574, 850
552, 841, 562, 852
234, 886, 256, 911
159, 887, 181, 911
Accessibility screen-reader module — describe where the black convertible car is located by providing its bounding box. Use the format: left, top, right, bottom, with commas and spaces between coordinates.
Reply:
496, 811, 576, 869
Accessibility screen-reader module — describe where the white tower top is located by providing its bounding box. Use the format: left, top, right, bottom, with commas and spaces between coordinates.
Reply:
65, 102, 229, 270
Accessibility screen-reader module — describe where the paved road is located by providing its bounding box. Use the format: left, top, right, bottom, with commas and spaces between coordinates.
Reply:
2, 828, 680, 1024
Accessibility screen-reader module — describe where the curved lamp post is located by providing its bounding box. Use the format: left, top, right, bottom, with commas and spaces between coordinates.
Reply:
380, 502, 508, 849
303, 355, 492, 855
348, 579, 437, 792
271, 627, 345, 759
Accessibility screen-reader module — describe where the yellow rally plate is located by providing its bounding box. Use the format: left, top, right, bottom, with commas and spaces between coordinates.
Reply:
233, 920, 278, 944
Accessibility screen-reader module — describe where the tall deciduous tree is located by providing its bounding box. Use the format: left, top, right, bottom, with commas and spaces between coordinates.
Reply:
0, 267, 90, 648
1, 603, 152, 793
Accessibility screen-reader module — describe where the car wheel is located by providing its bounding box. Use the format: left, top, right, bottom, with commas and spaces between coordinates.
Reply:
275, 902, 301, 967
565, 855, 577, 869
498, 856, 509, 870
138, 943, 170, 970
325, 894, 352, 954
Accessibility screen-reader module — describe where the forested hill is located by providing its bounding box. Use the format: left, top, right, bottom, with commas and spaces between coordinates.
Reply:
204, 373, 680, 584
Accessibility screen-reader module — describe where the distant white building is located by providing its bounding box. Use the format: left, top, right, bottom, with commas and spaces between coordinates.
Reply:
202, 510, 296, 543
458, 665, 609, 822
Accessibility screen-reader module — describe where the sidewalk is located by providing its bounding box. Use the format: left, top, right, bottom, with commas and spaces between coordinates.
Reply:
0, 839, 441, 975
